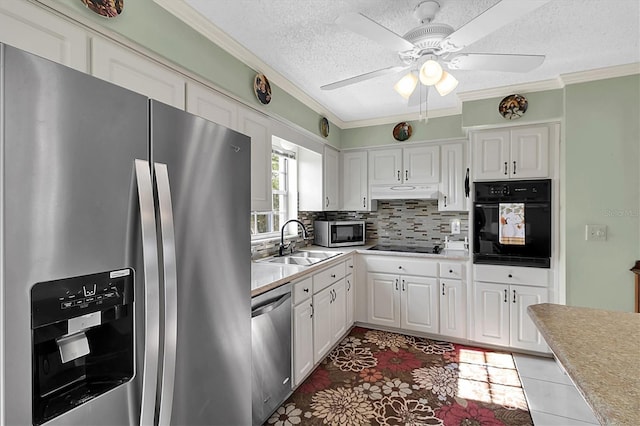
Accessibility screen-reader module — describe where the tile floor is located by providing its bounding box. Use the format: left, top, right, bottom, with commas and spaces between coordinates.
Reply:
513, 354, 600, 425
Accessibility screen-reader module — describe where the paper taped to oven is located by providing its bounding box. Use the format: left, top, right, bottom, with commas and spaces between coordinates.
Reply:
499, 203, 525, 245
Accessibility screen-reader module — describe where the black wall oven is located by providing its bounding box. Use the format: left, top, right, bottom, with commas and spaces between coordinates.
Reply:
473, 179, 551, 268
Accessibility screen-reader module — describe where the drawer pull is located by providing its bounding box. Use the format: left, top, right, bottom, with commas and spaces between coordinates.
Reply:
330, 274, 336, 278
303, 288, 309, 293
508, 274, 513, 278
449, 269, 453, 274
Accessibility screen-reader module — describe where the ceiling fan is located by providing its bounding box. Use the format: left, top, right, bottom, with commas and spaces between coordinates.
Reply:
321, 0, 551, 103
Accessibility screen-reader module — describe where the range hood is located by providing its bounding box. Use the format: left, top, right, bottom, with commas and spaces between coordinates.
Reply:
370, 184, 439, 200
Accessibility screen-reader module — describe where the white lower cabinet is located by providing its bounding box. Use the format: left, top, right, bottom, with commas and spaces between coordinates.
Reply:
364, 256, 466, 337
313, 278, 346, 364
366, 271, 449, 335
292, 277, 313, 387
439, 279, 466, 339
473, 281, 548, 352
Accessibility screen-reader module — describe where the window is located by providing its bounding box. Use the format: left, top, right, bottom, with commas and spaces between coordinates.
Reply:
251, 147, 297, 239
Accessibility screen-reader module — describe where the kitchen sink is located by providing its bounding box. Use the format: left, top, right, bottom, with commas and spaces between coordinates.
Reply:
261, 250, 342, 266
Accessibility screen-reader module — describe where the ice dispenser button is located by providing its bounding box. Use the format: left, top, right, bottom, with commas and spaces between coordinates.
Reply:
56, 332, 90, 363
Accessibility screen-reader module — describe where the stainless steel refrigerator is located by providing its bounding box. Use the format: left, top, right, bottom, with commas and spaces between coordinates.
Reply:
0, 44, 251, 425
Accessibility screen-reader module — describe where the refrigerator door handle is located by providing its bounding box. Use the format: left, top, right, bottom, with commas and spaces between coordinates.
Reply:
134, 159, 161, 426
154, 163, 179, 426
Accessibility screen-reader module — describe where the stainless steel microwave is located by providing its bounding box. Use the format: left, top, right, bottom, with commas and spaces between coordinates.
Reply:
314, 220, 366, 247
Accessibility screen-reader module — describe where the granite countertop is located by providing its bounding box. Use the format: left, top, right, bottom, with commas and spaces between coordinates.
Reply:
251, 244, 470, 297
528, 303, 640, 425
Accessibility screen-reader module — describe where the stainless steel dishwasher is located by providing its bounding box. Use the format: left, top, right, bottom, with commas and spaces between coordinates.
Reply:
251, 282, 292, 425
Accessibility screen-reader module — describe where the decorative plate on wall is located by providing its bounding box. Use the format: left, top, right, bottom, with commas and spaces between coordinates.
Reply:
320, 117, 330, 138
80, 0, 123, 18
254, 73, 272, 105
393, 122, 412, 141
498, 94, 528, 120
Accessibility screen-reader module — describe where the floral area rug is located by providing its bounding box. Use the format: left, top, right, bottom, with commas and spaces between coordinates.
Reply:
266, 327, 532, 426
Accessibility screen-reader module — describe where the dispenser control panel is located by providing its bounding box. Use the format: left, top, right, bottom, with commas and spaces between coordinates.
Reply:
31, 268, 134, 329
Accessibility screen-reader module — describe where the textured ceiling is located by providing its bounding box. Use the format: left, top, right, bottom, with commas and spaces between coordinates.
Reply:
183, 0, 639, 125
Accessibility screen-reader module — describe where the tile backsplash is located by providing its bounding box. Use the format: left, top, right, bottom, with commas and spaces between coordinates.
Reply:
252, 199, 468, 259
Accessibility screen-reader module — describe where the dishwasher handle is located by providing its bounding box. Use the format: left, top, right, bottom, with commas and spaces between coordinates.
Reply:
252, 293, 291, 318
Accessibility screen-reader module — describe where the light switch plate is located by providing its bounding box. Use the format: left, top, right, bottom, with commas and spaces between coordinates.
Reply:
585, 224, 607, 241
450, 219, 461, 235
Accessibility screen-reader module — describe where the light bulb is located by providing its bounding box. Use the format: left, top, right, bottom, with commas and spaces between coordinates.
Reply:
393, 72, 418, 99
435, 71, 458, 96
419, 60, 443, 86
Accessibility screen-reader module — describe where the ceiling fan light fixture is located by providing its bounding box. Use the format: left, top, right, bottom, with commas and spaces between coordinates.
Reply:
394, 72, 419, 99
419, 60, 443, 85
435, 71, 458, 96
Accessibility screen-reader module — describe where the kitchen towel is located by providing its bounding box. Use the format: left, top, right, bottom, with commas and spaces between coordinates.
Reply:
499, 203, 525, 245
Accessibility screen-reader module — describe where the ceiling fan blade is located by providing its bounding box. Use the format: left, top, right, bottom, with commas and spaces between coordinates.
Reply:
336, 13, 416, 52
440, 0, 552, 52
446, 53, 545, 72
321, 65, 409, 90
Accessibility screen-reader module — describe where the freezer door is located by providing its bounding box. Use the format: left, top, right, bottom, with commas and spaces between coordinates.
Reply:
1, 45, 150, 425
150, 101, 252, 425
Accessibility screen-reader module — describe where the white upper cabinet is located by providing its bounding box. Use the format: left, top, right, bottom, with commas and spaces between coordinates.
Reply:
439, 143, 466, 211
472, 124, 551, 180
0, 0, 88, 72
369, 146, 439, 185
91, 37, 186, 109
238, 107, 272, 212
510, 125, 550, 178
403, 146, 440, 184
369, 149, 403, 185
324, 146, 340, 210
186, 81, 239, 131
342, 151, 375, 211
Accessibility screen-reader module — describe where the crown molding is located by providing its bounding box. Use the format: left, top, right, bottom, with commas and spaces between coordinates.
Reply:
560, 62, 640, 85
152, 0, 344, 127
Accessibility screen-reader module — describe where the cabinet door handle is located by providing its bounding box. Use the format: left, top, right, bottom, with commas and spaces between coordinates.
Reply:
363, 197, 366, 208
347, 279, 351, 291
402, 279, 405, 291
444, 195, 447, 207
513, 289, 517, 303
395, 279, 399, 291
442, 283, 445, 296
397, 170, 401, 181
504, 162, 508, 175
464, 168, 470, 198
513, 161, 517, 175
405, 170, 408, 180
503, 289, 508, 303
310, 303, 313, 318
326, 197, 329, 207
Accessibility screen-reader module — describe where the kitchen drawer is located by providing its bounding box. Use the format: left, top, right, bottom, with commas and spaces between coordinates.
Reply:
364, 255, 438, 277
313, 261, 346, 293
292, 276, 313, 305
474, 264, 550, 287
345, 256, 354, 273
440, 262, 465, 280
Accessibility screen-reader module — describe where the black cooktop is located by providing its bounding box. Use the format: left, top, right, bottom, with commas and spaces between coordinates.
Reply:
368, 245, 442, 254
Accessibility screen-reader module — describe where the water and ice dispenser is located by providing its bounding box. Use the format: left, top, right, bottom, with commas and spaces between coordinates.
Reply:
30, 269, 135, 425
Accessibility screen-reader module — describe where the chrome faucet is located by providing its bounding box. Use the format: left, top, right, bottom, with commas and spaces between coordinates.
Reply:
279, 219, 309, 256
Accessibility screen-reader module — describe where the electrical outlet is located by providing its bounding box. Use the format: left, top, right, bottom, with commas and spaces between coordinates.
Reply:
450, 219, 461, 235
585, 224, 607, 241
